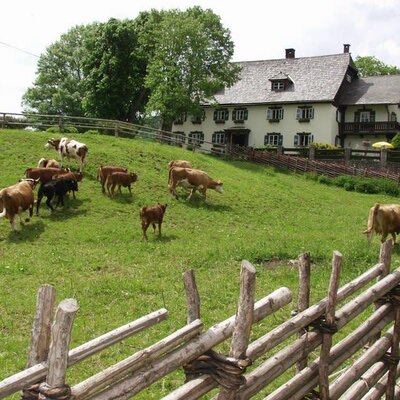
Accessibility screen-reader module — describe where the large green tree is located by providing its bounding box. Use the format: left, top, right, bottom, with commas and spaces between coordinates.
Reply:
82, 18, 147, 122
354, 55, 400, 77
22, 24, 96, 115
142, 7, 241, 130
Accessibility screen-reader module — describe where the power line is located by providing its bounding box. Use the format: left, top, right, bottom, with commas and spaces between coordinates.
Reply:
0, 40, 40, 58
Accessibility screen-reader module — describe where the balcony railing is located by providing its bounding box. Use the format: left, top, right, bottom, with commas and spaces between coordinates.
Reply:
339, 121, 400, 135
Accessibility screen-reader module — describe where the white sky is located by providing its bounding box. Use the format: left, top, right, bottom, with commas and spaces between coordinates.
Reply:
1, 0, 399, 113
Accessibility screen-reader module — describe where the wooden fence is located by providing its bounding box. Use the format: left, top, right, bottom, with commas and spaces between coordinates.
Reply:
1, 241, 400, 399
227, 145, 400, 184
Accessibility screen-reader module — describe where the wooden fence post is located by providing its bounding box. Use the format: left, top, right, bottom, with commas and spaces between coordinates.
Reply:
217, 260, 256, 400
38, 299, 79, 400
296, 252, 311, 373
319, 251, 342, 400
22, 285, 56, 400
183, 270, 200, 324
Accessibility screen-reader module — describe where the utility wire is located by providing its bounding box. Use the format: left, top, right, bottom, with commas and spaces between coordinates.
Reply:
0, 40, 40, 58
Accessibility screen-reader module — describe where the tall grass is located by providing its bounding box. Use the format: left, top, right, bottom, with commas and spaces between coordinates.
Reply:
0, 129, 398, 399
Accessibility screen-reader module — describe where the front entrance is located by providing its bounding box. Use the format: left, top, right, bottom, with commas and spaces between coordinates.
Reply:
225, 129, 250, 146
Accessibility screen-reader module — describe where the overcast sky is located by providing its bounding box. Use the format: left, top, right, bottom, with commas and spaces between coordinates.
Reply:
1, 0, 399, 113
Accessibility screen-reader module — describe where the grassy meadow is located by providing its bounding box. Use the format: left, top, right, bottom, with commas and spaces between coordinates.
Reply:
0, 129, 399, 398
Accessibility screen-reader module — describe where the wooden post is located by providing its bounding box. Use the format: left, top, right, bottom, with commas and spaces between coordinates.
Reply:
318, 251, 342, 400
385, 303, 400, 400
22, 285, 56, 399
183, 270, 200, 324
217, 260, 256, 400
296, 252, 311, 373
38, 299, 79, 400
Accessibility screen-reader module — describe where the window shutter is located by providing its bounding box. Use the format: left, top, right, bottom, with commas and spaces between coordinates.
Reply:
370, 111, 375, 122
213, 110, 217, 120
296, 108, 302, 120
279, 108, 284, 119
232, 110, 236, 120
311, 134, 314, 144
244, 109, 248, 120
294, 135, 299, 146
354, 112, 360, 122
278, 135, 283, 146
267, 109, 272, 120
310, 108, 314, 119
225, 110, 229, 120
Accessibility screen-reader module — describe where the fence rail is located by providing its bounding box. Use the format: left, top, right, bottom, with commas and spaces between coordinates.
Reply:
1, 241, 400, 399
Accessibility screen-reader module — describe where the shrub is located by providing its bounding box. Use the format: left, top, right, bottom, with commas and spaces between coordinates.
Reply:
310, 142, 340, 149
317, 175, 332, 185
391, 132, 400, 150
85, 129, 100, 135
46, 127, 59, 133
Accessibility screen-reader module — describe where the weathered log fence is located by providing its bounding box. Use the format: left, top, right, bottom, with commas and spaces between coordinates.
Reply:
1, 241, 400, 399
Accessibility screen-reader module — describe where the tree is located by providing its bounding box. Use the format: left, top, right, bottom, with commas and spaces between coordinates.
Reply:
82, 18, 147, 122
22, 24, 96, 116
354, 56, 400, 77
142, 7, 241, 130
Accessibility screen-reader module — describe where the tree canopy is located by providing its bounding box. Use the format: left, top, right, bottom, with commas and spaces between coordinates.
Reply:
354, 55, 400, 77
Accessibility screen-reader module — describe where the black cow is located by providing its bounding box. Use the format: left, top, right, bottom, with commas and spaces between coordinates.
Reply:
36, 179, 78, 215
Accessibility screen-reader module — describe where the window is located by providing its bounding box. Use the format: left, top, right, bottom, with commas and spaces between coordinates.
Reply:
272, 81, 285, 91
264, 133, 283, 146
213, 109, 229, 123
296, 106, 314, 121
188, 131, 204, 146
391, 112, 397, 122
346, 74, 352, 83
191, 110, 205, 124
232, 108, 248, 122
171, 131, 186, 146
173, 113, 187, 124
294, 132, 314, 147
354, 109, 375, 123
267, 107, 284, 121
212, 131, 226, 145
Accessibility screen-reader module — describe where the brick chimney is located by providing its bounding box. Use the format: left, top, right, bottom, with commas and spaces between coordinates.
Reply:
343, 44, 350, 53
285, 48, 295, 59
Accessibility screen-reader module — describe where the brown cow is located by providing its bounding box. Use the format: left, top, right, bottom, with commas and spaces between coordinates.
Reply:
105, 172, 138, 197
140, 203, 167, 240
168, 160, 192, 185
25, 167, 70, 184
363, 203, 400, 243
168, 167, 223, 200
52, 171, 83, 199
97, 165, 128, 193
37, 158, 61, 169
0, 179, 38, 231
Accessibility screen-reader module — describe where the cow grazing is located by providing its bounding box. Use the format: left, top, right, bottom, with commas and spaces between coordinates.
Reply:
106, 172, 138, 197
36, 179, 78, 215
25, 167, 70, 184
45, 138, 88, 172
0, 179, 38, 231
168, 160, 192, 184
97, 165, 128, 193
363, 203, 400, 243
37, 158, 61, 169
52, 171, 83, 199
140, 203, 167, 240
168, 167, 223, 200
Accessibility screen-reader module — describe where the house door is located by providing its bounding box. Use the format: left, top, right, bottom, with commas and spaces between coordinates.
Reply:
225, 129, 250, 146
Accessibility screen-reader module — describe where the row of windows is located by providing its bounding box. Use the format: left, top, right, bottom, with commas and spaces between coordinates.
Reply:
173, 131, 314, 147
174, 106, 315, 124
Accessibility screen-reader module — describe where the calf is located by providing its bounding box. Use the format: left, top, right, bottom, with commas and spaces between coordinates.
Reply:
97, 165, 128, 193
140, 203, 167, 240
168, 160, 192, 185
168, 167, 223, 200
363, 203, 400, 243
36, 179, 78, 215
106, 172, 138, 197
37, 158, 61, 169
52, 171, 83, 199
0, 179, 38, 231
25, 167, 70, 184
45, 137, 88, 172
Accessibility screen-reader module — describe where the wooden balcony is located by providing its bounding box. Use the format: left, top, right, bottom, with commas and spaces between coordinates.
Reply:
339, 121, 400, 135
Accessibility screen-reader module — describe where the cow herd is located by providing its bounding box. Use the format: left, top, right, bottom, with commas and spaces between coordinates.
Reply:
0, 137, 225, 240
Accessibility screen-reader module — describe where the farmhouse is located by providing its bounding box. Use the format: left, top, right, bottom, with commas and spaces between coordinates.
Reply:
172, 44, 400, 151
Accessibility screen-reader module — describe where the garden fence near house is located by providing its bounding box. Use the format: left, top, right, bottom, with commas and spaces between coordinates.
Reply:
1, 241, 400, 399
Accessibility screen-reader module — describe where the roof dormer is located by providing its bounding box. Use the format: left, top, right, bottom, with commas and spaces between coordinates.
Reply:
269, 72, 294, 92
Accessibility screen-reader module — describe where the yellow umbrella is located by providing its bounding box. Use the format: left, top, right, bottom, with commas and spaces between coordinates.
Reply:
372, 141, 394, 149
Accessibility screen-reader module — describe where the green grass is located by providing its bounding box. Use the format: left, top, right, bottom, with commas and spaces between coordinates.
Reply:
0, 129, 398, 399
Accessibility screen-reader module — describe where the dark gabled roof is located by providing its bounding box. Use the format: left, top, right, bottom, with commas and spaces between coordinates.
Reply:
207, 53, 352, 106
338, 74, 400, 105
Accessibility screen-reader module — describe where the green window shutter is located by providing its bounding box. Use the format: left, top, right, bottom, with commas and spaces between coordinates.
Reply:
267, 109, 272, 120
244, 109, 248, 120
311, 134, 314, 144
213, 110, 217, 120
225, 110, 229, 120
370, 111, 375, 122
232, 110, 237, 120
296, 108, 302, 120
294, 135, 299, 146
354, 112, 360, 122
310, 108, 314, 119
278, 135, 283, 145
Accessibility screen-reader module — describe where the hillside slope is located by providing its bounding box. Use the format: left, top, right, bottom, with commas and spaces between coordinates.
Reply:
0, 129, 395, 398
